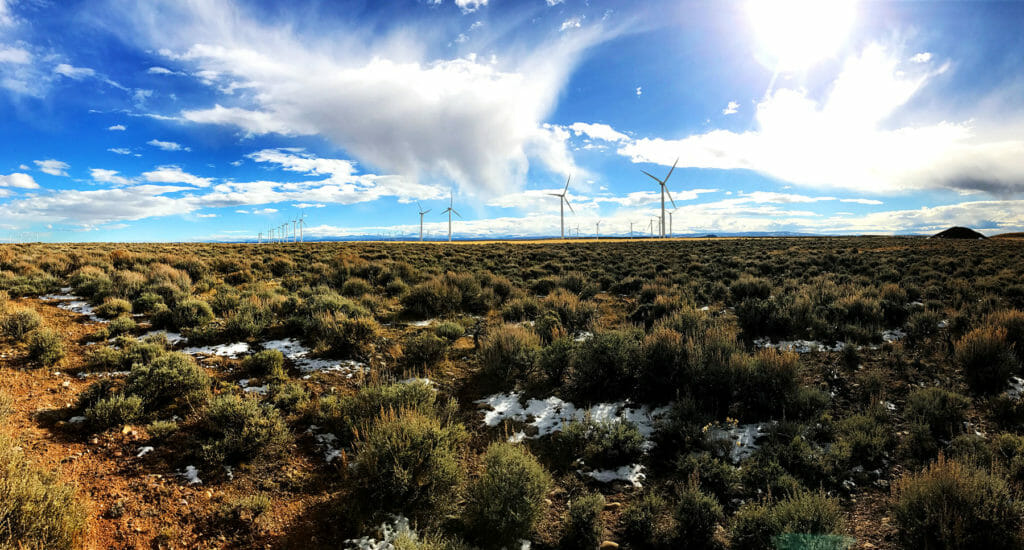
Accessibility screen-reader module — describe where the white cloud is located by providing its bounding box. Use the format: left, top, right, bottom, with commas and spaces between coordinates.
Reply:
0, 0, 13, 26
0, 172, 39, 188
569, 122, 629, 143
840, 198, 883, 205
294, 203, 325, 208
248, 148, 356, 177
108, 124, 126, 131
195, 213, 217, 218
90, 168, 133, 185
1, 185, 196, 226
560, 17, 582, 31
253, 208, 277, 214
53, 63, 96, 79
722, 101, 739, 115
142, 165, 213, 187
33, 159, 69, 176
0, 46, 30, 64
616, 44, 1024, 195
636, 86, 642, 96
108, 147, 133, 155
546, 0, 564, 5
147, 139, 188, 151
113, 1, 606, 198
454, 0, 487, 14
910, 52, 932, 63
147, 66, 178, 74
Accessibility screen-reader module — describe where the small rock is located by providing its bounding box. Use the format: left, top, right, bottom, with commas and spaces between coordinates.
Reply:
61, 380, 71, 388
604, 502, 622, 511
544, 498, 553, 506
600, 542, 619, 550
89, 437, 99, 445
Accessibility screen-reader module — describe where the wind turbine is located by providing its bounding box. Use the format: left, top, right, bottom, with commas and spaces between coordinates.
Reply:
441, 193, 461, 242
291, 216, 299, 242
668, 208, 677, 238
258, 231, 262, 244
548, 175, 574, 239
417, 201, 432, 241
595, 220, 601, 240
641, 158, 679, 237
297, 212, 307, 242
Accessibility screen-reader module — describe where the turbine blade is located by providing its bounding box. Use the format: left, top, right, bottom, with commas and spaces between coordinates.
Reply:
664, 157, 679, 182
452, 209, 462, 218
423, 209, 431, 214
548, 193, 562, 197
641, 170, 662, 184
666, 187, 677, 209
564, 197, 575, 213
563, 175, 571, 194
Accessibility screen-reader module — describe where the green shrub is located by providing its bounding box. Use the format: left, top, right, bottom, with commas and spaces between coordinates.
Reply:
0, 434, 86, 550
501, 296, 539, 322
132, 291, 165, 314
171, 297, 214, 329
217, 493, 271, 531
557, 416, 645, 469
85, 394, 145, 430
107, 315, 137, 337
740, 348, 800, 418
566, 328, 643, 402
907, 310, 943, 342
637, 326, 687, 403
2, 308, 41, 339
242, 349, 286, 381
540, 289, 596, 334
313, 381, 448, 445
892, 455, 1022, 550
464, 443, 551, 547
402, 332, 448, 370
905, 387, 970, 439
434, 321, 464, 341
26, 328, 64, 366
731, 491, 844, 550
197, 394, 291, 466
351, 408, 466, 523
308, 311, 382, 357
622, 492, 670, 548
341, 277, 373, 297
124, 352, 211, 412
828, 405, 894, 473
561, 492, 605, 550
672, 479, 724, 548
146, 419, 180, 440
674, 452, 740, 504
402, 277, 462, 318
955, 326, 1019, 394
267, 382, 310, 414
94, 297, 132, 319
730, 275, 772, 302
535, 337, 575, 388
987, 309, 1024, 359
478, 323, 541, 386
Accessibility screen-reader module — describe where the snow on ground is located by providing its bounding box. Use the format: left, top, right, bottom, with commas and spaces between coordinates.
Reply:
708, 422, 773, 463
68, 416, 86, 424
238, 379, 269, 395
136, 446, 154, 458
307, 425, 344, 463
573, 331, 594, 342
76, 370, 129, 379
882, 329, 907, 343
180, 465, 202, 485
1007, 376, 1024, 400
345, 515, 412, 550
409, 319, 435, 327
140, 330, 186, 345
584, 464, 646, 487
184, 341, 251, 358
753, 338, 845, 353
262, 338, 369, 376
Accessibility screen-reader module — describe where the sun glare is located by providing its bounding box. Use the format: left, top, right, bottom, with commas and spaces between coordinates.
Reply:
746, 0, 857, 72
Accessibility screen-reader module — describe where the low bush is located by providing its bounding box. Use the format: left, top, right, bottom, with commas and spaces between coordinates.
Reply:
27, 327, 64, 366
636, 326, 687, 403
464, 443, 551, 547
434, 320, 464, 341
0, 434, 87, 550
171, 297, 214, 329
987, 309, 1024, 359
556, 416, 645, 469
730, 491, 844, 550
828, 404, 894, 473
402, 332, 448, 370
341, 277, 373, 297
730, 275, 772, 302
351, 408, 466, 523
85, 394, 145, 430
501, 296, 539, 322
905, 387, 970, 440
566, 328, 643, 402
477, 323, 541, 387
672, 479, 724, 549
124, 352, 211, 413
94, 297, 132, 319
955, 326, 1019, 394
314, 380, 452, 449
2, 308, 41, 339
739, 349, 801, 419
561, 492, 605, 550
891, 455, 1022, 550
535, 337, 575, 388
308, 311, 382, 357
197, 394, 291, 466
107, 315, 137, 337
217, 493, 271, 532
540, 289, 596, 334
146, 419, 180, 440
266, 382, 310, 414
674, 452, 740, 504
242, 349, 286, 381
622, 492, 670, 548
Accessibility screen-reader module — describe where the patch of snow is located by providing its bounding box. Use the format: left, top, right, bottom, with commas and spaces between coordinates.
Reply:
398, 377, 433, 386
180, 465, 202, 485
225, 466, 234, 480
476, 393, 669, 442
345, 515, 412, 550
882, 329, 906, 343
244, 385, 269, 395
136, 446, 154, 457
938, 319, 949, 329
184, 341, 251, 358
882, 401, 897, 412
573, 331, 594, 342
708, 422, 773, 463
409, 319, 434, 327
700, 305, 710, 311
56, 300, 107, 323
76, 370, 129, 379
584, 464, 646, 487
141, 330, 186, 345
754, 337, 845, 353
39, 291, 82, 301
262, 338, 369, 375
1006, 376, 1024, 401
308, 426, 344, 463
68, 416, 86, 424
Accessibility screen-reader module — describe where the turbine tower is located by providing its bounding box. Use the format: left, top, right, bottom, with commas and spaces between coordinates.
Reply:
441, 193, 461, 242
595, 220, 601, 240
548, 175, 574, 239
297, 212, 307, 242
641, 158, 679, 238
417, 201, 432, 241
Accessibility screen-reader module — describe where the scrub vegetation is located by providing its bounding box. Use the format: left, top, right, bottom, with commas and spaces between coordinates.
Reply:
0, 236, 1023, 548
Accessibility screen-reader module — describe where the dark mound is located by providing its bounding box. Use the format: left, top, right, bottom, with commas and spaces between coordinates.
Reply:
931, 226, 987, 240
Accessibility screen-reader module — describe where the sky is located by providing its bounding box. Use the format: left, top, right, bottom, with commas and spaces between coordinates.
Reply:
2, 0, 1024, 242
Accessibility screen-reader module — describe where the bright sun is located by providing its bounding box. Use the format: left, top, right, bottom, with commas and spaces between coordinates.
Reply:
745, 0, 857, 72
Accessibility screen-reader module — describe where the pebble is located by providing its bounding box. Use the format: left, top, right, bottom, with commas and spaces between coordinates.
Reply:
600, 542, 619, 550
604, 502, 622, 511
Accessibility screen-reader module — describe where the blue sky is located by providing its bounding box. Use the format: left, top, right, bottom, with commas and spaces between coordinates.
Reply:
2, 0, 1023, 241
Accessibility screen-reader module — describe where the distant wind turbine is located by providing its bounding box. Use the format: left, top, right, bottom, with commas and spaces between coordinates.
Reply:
441, 193, 461, 242
595, 220, 601, 240
548, 175, 574, 239
297, 212, 307, 242
641, 158, 679, 238
417, 201, 432, 241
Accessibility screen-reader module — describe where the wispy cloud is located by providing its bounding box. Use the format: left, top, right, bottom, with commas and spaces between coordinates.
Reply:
34, 159, 69, 176
147, 139, 189, 151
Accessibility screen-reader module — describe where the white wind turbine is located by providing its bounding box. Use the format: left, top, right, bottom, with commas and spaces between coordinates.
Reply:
441, 193, 461, 242
291, 216, 299, 242
641, 158, 679, 238
548, 175, 574, 239
595, 220, 601, 240
297, 211, 307, 242
417, 201, 432, 241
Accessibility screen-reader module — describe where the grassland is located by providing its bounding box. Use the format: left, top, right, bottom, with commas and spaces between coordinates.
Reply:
1, 237, 1023, 549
